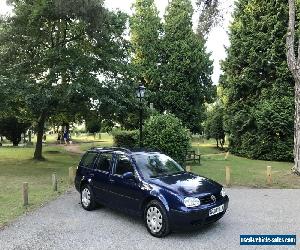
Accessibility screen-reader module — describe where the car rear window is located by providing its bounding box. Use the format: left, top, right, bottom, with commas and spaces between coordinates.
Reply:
81, 152, 98, 169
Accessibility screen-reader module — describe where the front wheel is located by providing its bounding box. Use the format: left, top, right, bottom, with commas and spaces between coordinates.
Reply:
144, 200, 170, 237
80, 184, 96, 211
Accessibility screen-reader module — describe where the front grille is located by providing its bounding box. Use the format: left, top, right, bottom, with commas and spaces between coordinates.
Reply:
200, 193, 222, 205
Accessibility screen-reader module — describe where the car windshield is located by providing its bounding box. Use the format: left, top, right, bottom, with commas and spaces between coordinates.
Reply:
133, 153, 185, 179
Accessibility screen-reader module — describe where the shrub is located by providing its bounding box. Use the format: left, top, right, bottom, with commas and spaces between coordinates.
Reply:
143, 114, 191, 164
112, 130, 139, 148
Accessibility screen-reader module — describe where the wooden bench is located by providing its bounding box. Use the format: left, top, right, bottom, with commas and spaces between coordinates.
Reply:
185, 150, 201, 164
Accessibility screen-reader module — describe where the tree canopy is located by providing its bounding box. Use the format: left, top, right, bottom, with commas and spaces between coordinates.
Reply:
204, 103, 225, 149
0, 0, 129, 158
221, 0, 294, 161
161, 0, 214, 133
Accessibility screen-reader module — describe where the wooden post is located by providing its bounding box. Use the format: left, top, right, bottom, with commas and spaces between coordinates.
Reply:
186, 165, 191, 172
52, 173, 57, 191
267, 166, 272, 185
225, 166, 231, 187
23, 182, 28, 206
225, 151, 229, 160
69, 167, 75, 185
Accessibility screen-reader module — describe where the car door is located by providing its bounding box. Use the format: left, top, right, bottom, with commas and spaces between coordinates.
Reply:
92, 152, 113, 205
109, 154, 144, 213
78, 151, 98, 183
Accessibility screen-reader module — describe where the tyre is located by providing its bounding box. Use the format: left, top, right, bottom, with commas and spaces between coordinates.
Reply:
144, 200, 170, 237
80, 184, 96, 211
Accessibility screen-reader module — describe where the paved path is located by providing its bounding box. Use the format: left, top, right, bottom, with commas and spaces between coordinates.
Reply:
63, 144, 84, 154
0, 189, 299, 250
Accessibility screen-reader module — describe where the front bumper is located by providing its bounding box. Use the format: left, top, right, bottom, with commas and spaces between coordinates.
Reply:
168, 196, 229, 231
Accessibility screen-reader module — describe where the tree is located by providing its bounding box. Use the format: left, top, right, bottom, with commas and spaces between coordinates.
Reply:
161, 0, 214, 133
86, 113, 101, 134
0, 0, 128, 159
130, 0, 161, 93
196, 0, 222, 38
0, 77, 31, 146
287, 0, 300, 175
204, 103, 225, 149
0, 116, 30, 146
143, 113, 191, 164
221, 0, 294, 161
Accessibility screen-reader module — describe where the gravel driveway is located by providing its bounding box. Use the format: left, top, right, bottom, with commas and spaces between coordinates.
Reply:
0, 189, 299, 250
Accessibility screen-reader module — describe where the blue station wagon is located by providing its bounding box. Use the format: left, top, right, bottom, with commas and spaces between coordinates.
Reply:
75, 147, 229, 237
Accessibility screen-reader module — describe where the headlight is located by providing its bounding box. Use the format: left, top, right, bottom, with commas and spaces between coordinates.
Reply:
221, 187, 226, 197
184, 197, 201, 208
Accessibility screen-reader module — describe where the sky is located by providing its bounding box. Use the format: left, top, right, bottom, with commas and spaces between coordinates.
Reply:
0, 0, 234, 84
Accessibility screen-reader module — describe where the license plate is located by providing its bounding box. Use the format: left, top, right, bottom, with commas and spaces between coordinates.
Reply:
209, 204, 224, 216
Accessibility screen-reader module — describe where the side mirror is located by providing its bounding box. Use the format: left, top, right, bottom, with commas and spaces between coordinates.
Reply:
122, 172, 135, 180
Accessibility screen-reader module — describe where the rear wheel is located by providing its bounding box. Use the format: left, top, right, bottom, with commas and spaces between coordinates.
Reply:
80, 184, 96, 211
144, 200, 170, 237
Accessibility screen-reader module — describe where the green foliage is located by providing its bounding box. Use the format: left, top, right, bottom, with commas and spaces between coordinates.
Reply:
221, 0, 294, 161
86, 119, 101, 134
204, 103, 225, 148
196, 0, 222, 38
0, 116, 31, 146
143, 114, 191, 164
130, 0, 214, 133
0, 0, 129, 159
85, 111, 102, 134
130, 0, 161, 92
161, 0, 214, 133
112, 130, 139, 148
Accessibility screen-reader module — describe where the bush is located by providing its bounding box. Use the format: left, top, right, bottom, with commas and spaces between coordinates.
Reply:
112, 130, 139, 148
143, 114, 191, 164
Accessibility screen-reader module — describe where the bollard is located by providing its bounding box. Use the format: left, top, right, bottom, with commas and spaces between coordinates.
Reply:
23, 182, 28, 206
186, 165, 191, 172
225, 166, 231, 187
267, 166, 272, 185
69, 167, 75, 185
225, 151, 229, 160
52, 173, 57, 191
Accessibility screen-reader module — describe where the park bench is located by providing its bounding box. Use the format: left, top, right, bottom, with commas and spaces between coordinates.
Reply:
185, 150, 201, 164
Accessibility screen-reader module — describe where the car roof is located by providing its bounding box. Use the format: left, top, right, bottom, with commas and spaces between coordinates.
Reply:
87, 147, 160, 156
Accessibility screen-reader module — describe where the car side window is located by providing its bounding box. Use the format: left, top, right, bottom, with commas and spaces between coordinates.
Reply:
95, 153, 112, 172
115, 155, 134, 176
81, 152, 98, 169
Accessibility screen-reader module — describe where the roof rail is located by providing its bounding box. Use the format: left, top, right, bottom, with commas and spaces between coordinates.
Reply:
89, 147, 132, 154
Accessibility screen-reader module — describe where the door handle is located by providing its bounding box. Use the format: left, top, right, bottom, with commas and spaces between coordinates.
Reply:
109, 179, 115, 183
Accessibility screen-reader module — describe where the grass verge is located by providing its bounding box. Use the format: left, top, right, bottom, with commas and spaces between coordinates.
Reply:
0, 146, 80, 227
189, 147, 297, 189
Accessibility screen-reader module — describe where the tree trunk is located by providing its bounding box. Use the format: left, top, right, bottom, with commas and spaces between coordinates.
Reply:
28, 130, 32, 143
34, 113, 46, 160
216, 139, 219, 148
12, 138, 20, 147
293, 83, 300, 174
220, 138, 224, 149
287, 0, 300, 175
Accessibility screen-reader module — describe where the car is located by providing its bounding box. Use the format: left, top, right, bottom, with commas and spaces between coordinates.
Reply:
74, 147, 229, 237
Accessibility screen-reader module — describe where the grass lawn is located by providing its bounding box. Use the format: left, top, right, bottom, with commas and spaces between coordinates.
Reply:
78, 133, 114, 151
0, 146, 80, 227
189, 146, 298, 189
